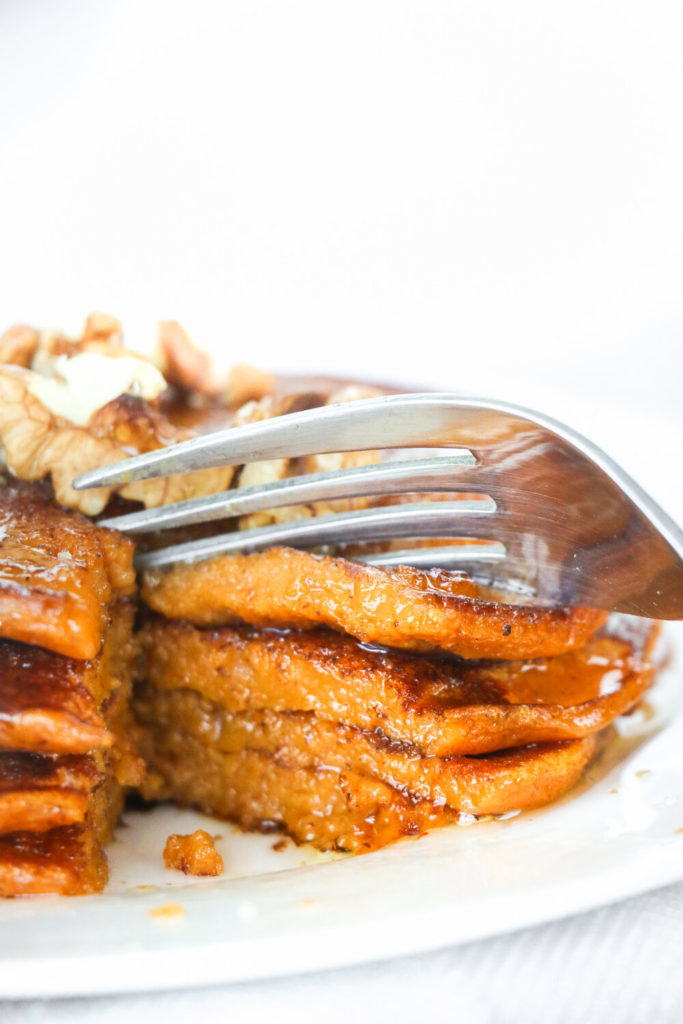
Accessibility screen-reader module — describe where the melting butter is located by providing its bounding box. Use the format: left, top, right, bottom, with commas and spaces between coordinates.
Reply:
25, 352, 166, 426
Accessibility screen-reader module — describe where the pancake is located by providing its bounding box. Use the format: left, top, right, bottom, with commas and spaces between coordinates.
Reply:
0, 599, 136, 754
142, 547, 607, 661
0, 483, 135, 659
133, 611, 645, 853
0, 774, 122, 896
0, 314, 668, 890
0, 595, 142, 894
138, 615, 657, 757
135, 688, 601, 819
137, 723, 597, 852
0, 752, 100, 834
0, 643, 106, 755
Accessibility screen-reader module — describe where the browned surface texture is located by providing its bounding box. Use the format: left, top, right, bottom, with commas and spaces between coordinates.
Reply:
142, 547, 607, 660
0, 482, 139, 894
136, 688, 599, 817
163, 830, 223, 876
139, 616, 656, 757
0, 641, 106, 754
139, 728, 595, 852
0, 485, 135, 659
0, 599, 136, 754
0, 827, 107, 896
0, 752, 100, 834
0, 591, 139, 894
0, 774, 122, 896
136, 608, 610, 851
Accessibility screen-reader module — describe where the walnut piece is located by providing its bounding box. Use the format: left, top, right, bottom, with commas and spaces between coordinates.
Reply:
0, 366, 235, 514
81, 312, 123, 345
224, 362, 274, 409
155, 320, 218, 397
0, 325, 40, 367
163, 830, 223, 876
0, 314, 238, 514
236, 384, 382, 530
0, 313, 384, 519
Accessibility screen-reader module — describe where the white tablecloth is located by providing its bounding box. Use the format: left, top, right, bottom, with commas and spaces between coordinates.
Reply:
4, 880, 683, 1024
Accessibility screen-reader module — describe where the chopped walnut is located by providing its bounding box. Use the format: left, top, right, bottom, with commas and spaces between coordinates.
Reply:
81, 312, 123, 345
0, 314, 243, 513
232, 394, 274, 426
224, 362, 274, 409
0, 325, 40, 368
0, 363, 235, 514
155, 320, 218, 397
0, 314, 386, 519
163, 830, 224, 876
235, 385, 382, 530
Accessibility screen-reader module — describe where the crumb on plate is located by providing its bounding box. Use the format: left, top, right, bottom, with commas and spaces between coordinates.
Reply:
163, 830, 224, 876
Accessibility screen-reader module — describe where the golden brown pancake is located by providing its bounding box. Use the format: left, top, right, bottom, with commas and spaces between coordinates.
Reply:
0, 484, 135, 660
134, 612, 650, 853
0, 600, 136, 754
0, 752, 100, 834
0, 314, 667, 890
138, 615, 656, 756
135, 689, 600, 820
0, 589, 141, 894
142, 547, 607, 661
0, 642, 107, 755
138, 726, 597, 853
0, 774, 122, 896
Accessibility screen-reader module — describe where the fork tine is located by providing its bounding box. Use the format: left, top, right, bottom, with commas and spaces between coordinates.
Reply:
135, 500, 499, 568
99, 456, 479, 533
72, 394, 499, 490
362, 544, 506, 567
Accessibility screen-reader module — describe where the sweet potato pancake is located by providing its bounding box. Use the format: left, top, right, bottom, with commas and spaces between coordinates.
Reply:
142, 547, 608, 661
0, 598, 136, 754
134, 614, 656, 848
138, 615, 655, 757
0, 643, 142, 893
0, 775, 122, 896
0, 483, 135, 660
0, 313, 668, 893
137, 724, 597, 852
0, 491, 141, 895
136, 688, 601, 822
0, 752, 100, 834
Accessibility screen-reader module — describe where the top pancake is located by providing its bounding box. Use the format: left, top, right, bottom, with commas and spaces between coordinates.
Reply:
0, 484, 135, 659
142, 546, 607, 660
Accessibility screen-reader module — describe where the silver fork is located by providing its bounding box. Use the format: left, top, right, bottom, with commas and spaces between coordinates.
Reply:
73, 393, 683, 618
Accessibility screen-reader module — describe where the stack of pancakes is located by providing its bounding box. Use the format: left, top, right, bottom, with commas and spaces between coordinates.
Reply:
0, 485, 142, 894
135, 548, 659, 853
0, 315, 665, 892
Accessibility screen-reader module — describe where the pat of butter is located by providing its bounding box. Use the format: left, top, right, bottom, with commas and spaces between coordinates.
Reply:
26, 352, 167, 426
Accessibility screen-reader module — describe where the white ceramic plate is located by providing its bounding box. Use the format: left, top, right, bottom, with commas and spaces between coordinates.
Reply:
0, 622, 681, 1001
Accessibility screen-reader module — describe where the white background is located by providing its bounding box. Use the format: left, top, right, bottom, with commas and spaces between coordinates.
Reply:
0, 0, 681, 521
0, 2, 682, 1020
